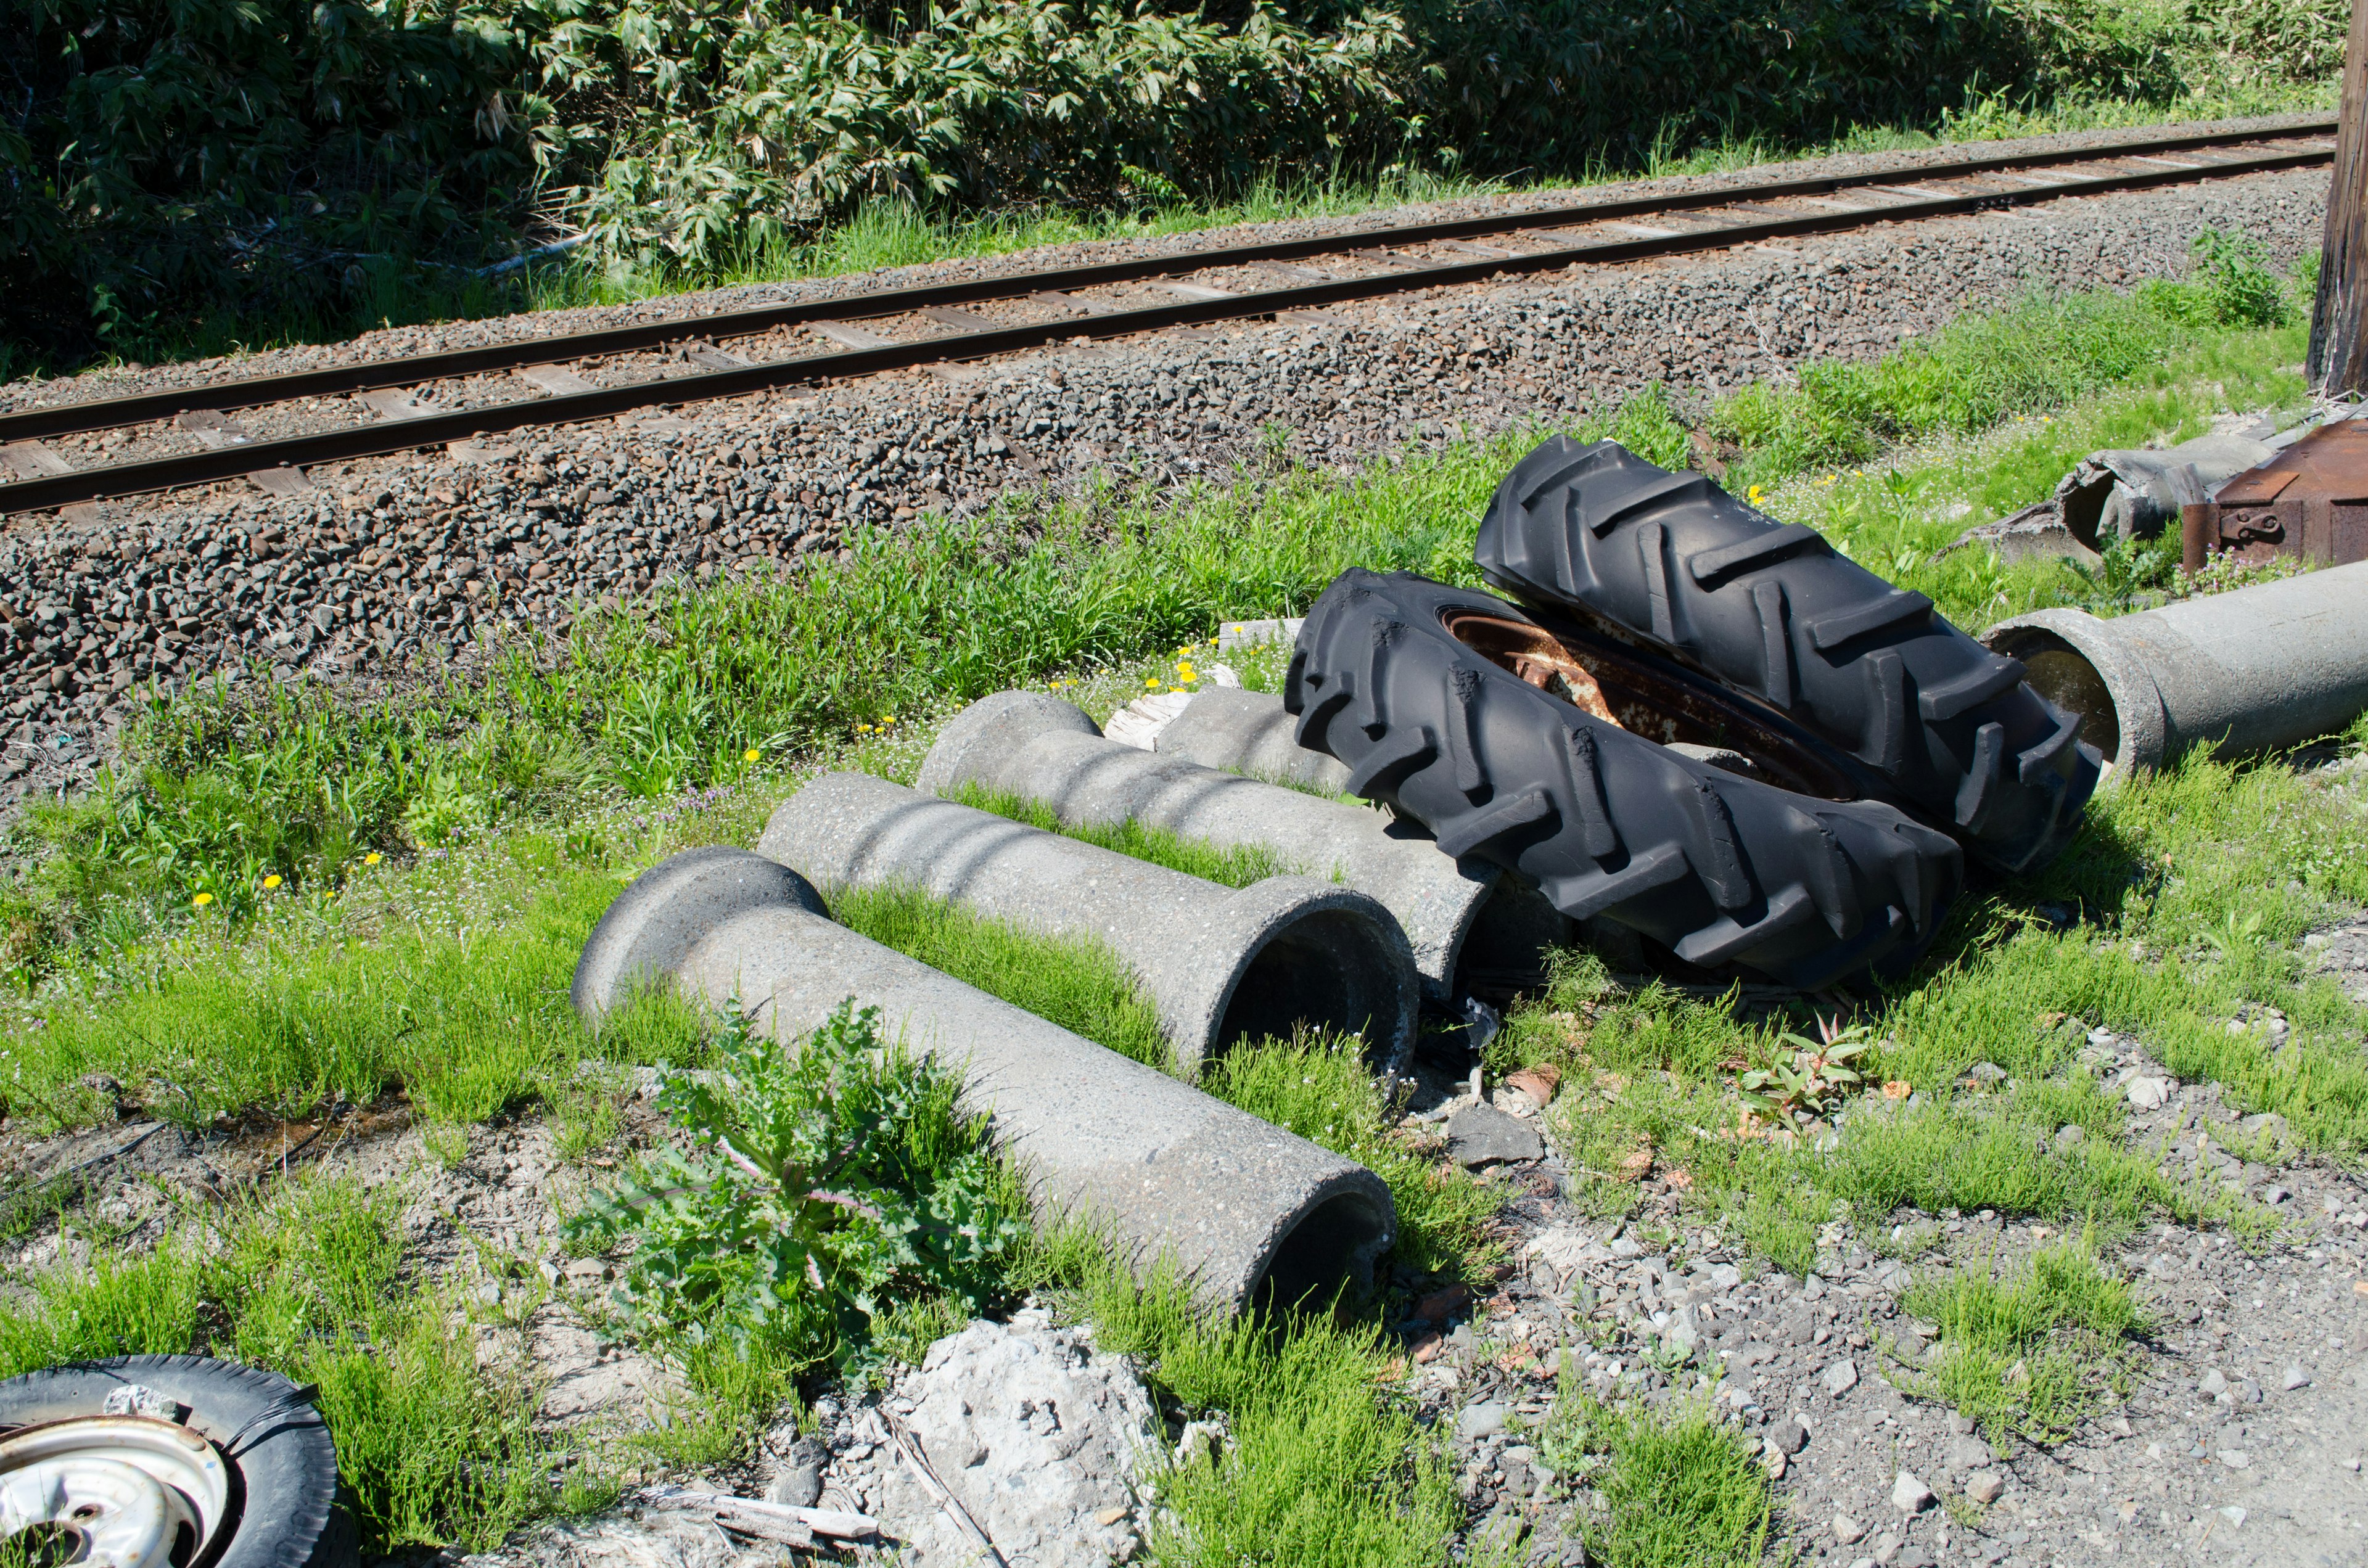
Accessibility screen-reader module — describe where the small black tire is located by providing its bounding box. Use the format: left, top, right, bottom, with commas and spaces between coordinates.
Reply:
1284, 570, 1963, 990
0, 1354, 352, 1568
1474, 437, 2101, 874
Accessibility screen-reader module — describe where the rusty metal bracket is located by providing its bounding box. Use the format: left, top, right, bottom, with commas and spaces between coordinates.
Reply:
2182, 417, 2368, 573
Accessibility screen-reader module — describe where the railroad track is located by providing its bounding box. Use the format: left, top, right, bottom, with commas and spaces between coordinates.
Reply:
0, 118, 2335, 519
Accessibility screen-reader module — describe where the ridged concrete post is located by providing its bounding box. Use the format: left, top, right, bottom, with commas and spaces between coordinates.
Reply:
1153, 687, 1353, 792
916, 691, 1568, 1001
1982, 560, 2368, 777
758, 773, 1419, 1072
574, 848, 1396, 1313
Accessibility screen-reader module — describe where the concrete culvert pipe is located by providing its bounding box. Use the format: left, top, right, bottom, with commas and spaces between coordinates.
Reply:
1981, 560, 2368, 779
757, 773, 1420, 1072
1152, 686, 1354, 792
574, 848, 1397, 1313
916, 690, 1569, 1002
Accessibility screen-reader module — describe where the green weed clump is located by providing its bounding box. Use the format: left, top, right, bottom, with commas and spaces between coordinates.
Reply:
566, 1002, 1027, 1373
1896, 1236, 2146, 1448
0, 1181, 573, 1554
1043, 1242, 1463, 1568
1540, 1388, 1772, 1568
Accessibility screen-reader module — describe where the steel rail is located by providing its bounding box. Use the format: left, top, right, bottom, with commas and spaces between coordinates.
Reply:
0, 134, 2334, 517
0, 117, 2332, 451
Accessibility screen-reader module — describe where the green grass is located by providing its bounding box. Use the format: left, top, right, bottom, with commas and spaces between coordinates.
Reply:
1895, 1234, 2147, 1448
1036, 1239, 1463, 1568
1, 842, 705, 1131
948, 782, 1295, 888
1540, 1388, 1772, 1568
0, 1179, 583, 1553
831, 881, 1173, 1070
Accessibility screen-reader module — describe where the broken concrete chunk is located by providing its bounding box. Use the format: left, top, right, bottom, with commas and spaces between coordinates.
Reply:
1445, 1102, 1545, 1167
865, 1318, 1158, 1567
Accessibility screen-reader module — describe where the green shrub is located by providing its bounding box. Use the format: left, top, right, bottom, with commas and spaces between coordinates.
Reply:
565, 1001, 1028, 1369
4, 0, 2341, 360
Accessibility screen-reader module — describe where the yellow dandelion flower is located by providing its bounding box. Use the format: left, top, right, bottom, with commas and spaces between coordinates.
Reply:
263, 874, 282, 890
1747, 485, 1764, 504
192, 892, 213, 908
744, 747, 761, 763
1146, 678, 1162, 688
364, 852, 382, 866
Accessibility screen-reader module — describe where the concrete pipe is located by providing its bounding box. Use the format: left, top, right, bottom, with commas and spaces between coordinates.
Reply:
916, 691, 1569, 1002
757, 773, 1419, 1072
574, 848, 1396, 1313
1981, 559, 2368, 778
1153, 687, 1353, 793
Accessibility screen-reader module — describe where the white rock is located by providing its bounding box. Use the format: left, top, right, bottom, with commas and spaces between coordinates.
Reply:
2283, 1363, 2311, 1390
2220, 1505, 2247, 1529
1823, 1358, 1859, 1397
1521, 1225, 1606, 1278
1832, 1513, 1868, 1545
1892, 1469, 1934, 1513
1102, 689, 1194, 750
866, 1318, 1158, 1567
2198, 1368, 2229, 1398
2125, 1076, 2172, 1110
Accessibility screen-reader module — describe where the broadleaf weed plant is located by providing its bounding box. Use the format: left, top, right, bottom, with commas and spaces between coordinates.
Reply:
566, 1001, 1028, 1373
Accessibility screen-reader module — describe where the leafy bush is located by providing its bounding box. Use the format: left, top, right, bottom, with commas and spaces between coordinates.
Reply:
4, 0, 535, 358
3, 0, 2341, 359
566, 1001, 1027, 1369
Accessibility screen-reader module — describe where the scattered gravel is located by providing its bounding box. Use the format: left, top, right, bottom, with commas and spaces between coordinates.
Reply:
0, 125, 2328, 803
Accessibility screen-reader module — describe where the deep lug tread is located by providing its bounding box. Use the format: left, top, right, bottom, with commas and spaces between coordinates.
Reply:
1554, 725, 1621, 859
1806, 588, 1933, 651
1956, 722, 2007, 831
1445, 666, 1488, 795
1918, 654, 2026, 721
1288, 570, 1962, 985
1687, 779, 1756, 911
1542, 845, 1690, 921
1688, 522, 1825, 587
1863, 649, 1912, 776
1751, 578, 1793, 710
1435, 787, 1555, 860
1476, 437, 2100, 874
1675, 884, 1819, 968
1342, 723, 1437, 797
1638, 520, 1678, 644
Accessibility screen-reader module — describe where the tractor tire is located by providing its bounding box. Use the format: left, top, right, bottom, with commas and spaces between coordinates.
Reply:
1284, 570, 1963, 990
0, 1353, 352, 1568
1473, 437, 2100, 874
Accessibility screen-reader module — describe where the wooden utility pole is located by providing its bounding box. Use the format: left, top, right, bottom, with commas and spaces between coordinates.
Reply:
2309, 0, 2368, 393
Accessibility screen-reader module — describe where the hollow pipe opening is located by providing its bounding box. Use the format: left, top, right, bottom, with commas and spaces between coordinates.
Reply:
2015, 640, 2121, 768
1980, 619, 2143, 775
1215, 906, 1394, 1052
1251, 1186, 1396, 1314
1450, 880, 1569, 1001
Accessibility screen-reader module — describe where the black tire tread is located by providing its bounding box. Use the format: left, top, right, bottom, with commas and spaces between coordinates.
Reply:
1474, 437, 2100, 873
1286, 570, 1963, 989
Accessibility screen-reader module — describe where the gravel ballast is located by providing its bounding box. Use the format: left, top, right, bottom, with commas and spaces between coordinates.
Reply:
0, 121, 2329, 801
